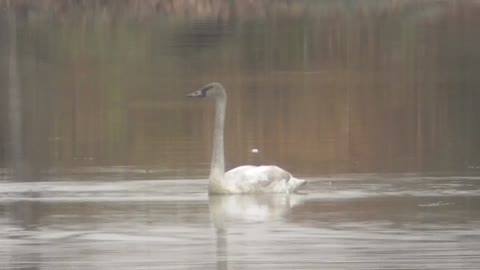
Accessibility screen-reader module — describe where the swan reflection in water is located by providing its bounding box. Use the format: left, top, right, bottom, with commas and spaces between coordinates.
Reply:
208, 194, 307, 270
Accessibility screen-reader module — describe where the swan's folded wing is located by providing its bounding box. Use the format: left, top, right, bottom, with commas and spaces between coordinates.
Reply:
224, 165, 291, 192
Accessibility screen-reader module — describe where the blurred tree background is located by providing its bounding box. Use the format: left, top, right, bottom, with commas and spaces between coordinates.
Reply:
0, 0, 479, 180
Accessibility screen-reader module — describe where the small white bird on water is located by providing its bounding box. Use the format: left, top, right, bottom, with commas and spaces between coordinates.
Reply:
187, 82, 307, 194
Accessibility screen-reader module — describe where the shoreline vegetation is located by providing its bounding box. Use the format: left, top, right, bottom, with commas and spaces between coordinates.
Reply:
0, 0, 477, 20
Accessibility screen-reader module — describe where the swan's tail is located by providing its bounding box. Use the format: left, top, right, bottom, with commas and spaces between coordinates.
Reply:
289, 176, 307, 192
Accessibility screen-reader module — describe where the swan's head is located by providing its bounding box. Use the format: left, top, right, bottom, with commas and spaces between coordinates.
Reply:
186, 82, 226, 98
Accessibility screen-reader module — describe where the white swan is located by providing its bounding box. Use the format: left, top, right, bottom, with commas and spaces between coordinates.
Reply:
187, 82, 307, 194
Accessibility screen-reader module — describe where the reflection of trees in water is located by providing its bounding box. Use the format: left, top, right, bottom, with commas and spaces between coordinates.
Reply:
7, 11, 24, 180
4, 9, 53, 180
1, 1, 477, 24
0, 1, 479, 178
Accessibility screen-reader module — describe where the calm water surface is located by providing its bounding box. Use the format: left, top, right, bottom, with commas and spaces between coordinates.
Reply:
1, 174, 479, 269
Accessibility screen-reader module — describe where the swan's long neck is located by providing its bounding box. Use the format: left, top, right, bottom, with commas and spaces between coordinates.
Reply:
210, 90, 227, 185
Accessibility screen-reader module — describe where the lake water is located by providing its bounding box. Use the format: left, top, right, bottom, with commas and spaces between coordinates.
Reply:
1, 174, 479, 269
1, 1, 480, 269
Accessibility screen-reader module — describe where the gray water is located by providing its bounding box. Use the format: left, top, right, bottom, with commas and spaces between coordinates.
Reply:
1, 174, 479, 269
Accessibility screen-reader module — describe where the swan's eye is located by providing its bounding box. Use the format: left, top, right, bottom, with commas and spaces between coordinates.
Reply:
187, 84, 215, 98
201, 85, 214, 96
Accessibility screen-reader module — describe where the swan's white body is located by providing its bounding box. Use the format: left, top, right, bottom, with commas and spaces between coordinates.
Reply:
188, 82, 306, 194
217, 165, 306, 194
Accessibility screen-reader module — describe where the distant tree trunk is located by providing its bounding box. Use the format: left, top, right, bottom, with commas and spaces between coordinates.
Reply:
7, 11, 26, 181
